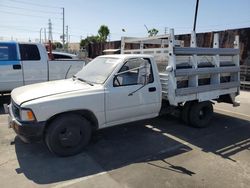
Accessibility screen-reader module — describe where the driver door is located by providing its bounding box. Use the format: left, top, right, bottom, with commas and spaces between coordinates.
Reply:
105, 58, 161, 126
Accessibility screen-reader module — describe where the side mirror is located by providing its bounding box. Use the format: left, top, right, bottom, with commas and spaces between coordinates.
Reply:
166, 65, 173, 72
138, 63, 151, 85
113, 74, 121, 87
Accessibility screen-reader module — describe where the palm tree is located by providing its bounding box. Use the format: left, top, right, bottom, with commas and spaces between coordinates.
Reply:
98, 25, 110, 42
148, 28, 159, 37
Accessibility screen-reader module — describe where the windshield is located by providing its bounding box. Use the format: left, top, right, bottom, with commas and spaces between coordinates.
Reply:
75, 56, 121, 84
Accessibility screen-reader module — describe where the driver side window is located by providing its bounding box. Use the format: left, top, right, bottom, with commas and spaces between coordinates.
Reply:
114, 58, 153, 87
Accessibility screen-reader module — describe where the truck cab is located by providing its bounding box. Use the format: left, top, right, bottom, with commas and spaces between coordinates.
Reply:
8, 54, 162, 156
0, 42, 48, 91
0, 42, 85, 93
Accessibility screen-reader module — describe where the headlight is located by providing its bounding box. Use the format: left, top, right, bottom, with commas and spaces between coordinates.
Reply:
20, 109, 36, 121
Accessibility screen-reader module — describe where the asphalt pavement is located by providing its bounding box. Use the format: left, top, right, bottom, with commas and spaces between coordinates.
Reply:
0, 91, 249, 188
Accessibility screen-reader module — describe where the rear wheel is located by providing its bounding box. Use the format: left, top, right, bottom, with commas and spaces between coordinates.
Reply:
189, 101, 213, 128
45, 114, 92, 157
181, 101, 196, 124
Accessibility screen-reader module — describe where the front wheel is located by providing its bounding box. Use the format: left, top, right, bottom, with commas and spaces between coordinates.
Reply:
45, 114, 92, 157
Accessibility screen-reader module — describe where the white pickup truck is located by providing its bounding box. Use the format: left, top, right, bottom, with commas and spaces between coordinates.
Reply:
0, 42, 85, 93
7, 29, 240, 156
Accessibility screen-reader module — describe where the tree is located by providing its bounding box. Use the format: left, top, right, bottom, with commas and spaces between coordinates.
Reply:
80, 25, 110, 48
53, 42, 63, 49
98, 25, 110, 42
80, 35, 99, 49
148, 28, 159, 37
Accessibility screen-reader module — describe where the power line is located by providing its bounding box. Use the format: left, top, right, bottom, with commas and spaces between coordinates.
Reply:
1, 26, 68, 35
0, 10, 62, 19
8, 0, 61, 9
1, 26, 39, 33
1, 4, 61, 14
197, 20, 250, 29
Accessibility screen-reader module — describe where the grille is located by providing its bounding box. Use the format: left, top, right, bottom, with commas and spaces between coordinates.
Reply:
11, 100, 20, 120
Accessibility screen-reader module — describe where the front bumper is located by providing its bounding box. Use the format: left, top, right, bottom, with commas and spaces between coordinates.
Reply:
8, 104, 45, 143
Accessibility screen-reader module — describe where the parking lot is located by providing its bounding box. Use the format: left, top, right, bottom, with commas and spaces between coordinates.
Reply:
0, 92, 250, 188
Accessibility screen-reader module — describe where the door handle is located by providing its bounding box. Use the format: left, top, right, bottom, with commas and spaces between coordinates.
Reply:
13, 64, 21, 70
148, 87, 156, 92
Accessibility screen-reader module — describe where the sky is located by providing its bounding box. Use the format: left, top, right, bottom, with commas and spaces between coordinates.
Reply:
0, 0, 250, 43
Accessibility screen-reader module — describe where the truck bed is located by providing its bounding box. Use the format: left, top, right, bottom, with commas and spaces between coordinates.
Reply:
121, 29, 240, 106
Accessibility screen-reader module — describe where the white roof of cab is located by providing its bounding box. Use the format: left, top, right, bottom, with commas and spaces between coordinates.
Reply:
98, 54, 153, 60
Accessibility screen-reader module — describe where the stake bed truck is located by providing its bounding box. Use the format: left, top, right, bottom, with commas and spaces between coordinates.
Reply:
7, 29, 240, 156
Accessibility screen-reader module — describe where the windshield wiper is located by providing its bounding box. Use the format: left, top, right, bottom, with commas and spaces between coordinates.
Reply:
76, 77, 94, 86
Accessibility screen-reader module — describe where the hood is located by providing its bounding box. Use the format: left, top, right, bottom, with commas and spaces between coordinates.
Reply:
11, 79, 94, 105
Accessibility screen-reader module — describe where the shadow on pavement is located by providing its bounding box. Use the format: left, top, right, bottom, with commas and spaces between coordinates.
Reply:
151, 113, 250, 162
13, 112, 250, 184
14, 116, 192, 184
0, 95, 10, 114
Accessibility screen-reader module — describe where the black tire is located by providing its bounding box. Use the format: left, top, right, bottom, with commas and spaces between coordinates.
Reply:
45, 114, 92, 157
189, 101, 213, 128
181, 101, 195, 124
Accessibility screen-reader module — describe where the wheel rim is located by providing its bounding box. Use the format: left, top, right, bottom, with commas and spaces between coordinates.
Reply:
58, 126, 82, 147
199, 109, 205, 119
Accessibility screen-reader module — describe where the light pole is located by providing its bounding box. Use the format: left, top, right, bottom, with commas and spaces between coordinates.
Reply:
193, 0, 199, 31
39, 28, 43, 43
62, 7, 65, 50
66, 25, 69, 47
44, 28, 47, 43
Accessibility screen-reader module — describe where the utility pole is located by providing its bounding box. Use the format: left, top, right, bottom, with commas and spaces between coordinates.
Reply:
39, 28, 43, 43
66, 25, 69, 51
62, 7, 65, 50
44, 28, 47, 43
164, 27, 168, 35
48, 19, 53, 42
193, 0, 199, 31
